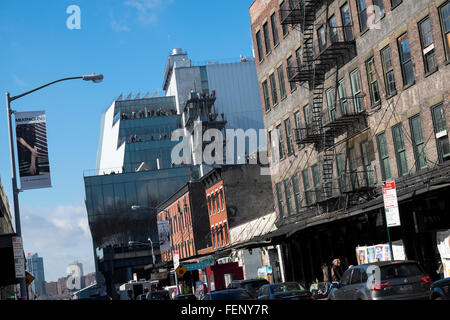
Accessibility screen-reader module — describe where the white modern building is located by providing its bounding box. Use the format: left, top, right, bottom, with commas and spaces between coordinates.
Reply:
162, 49, 266, 170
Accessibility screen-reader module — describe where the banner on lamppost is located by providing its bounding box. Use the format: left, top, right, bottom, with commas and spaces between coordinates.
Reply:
15, 111, 51, 190
157, 220, 171, 251
382, 180, 401, 227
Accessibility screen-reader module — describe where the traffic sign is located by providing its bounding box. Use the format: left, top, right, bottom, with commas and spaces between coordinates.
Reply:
25, 272, 35, 288
175, 264, 187, 277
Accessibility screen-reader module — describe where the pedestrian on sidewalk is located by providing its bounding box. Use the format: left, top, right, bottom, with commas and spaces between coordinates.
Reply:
331, 258, 343, 282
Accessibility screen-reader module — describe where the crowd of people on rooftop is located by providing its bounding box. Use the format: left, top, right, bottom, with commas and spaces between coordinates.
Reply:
121, 108, 177, 120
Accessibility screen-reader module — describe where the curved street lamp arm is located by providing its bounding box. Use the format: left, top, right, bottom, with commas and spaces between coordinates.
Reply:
9, 76, 83, 102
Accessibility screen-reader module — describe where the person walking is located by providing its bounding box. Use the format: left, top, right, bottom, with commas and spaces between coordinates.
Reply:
331, 258, 343, 282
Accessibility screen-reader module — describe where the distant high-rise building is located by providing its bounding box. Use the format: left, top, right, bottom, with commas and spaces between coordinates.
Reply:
68, 260, 84, 277
45, 281, 58, 298
26, 253, 46, 297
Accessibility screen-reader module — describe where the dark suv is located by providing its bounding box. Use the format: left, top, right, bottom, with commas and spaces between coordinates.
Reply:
227, 279, 269, 298
328, 261, 432, 300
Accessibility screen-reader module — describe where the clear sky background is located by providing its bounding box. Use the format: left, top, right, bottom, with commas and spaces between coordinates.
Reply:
0, 0, 255, 282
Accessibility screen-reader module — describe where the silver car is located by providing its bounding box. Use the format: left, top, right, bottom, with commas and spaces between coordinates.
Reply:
328, 261, 432, 300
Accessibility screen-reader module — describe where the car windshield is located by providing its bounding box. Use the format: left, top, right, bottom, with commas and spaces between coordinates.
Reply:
212, 291, 251, 300
242, 281, 267, 294
380, 263, 424, 280
271, 283, 305, 293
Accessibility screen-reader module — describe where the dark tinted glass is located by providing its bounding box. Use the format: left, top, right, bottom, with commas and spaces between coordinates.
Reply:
380, 263, 424, 280
211, 290, 252, 300
350, 268, 362, 284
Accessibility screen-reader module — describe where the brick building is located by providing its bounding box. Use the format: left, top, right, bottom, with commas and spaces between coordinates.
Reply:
157, 181, 211, 262
0, 177, 16, 300
201, 164, 275, 251
249, 0, 450, 286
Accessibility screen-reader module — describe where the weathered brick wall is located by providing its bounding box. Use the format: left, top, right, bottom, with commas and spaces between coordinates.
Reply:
249, 0, 450, 222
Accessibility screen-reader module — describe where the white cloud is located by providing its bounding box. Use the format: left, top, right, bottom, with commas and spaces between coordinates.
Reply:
124, 0, 172, 24
21, 205, 95, 282
12, 74, 27, 87
110, 12, 131, 32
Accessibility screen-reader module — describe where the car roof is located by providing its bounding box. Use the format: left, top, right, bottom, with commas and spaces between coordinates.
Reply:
352, 260, 419, 268
210, 288, 248, 294
233, 279, 268, 284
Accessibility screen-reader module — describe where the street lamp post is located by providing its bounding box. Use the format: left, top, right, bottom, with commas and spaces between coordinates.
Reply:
131, 205, 179, 294
5, 74, 103, 299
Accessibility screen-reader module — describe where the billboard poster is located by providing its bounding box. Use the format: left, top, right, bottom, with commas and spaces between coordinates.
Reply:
15, 111, 51, 190
356, 240, 406, 264
157, 220, 170, 251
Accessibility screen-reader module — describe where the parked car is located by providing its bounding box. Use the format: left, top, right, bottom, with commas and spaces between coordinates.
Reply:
145, 290, 171, 300
201, 289, 253, 300
429, 277, 450, 300
328, 261, 432, 300
256, 282, 314, 300
173, 293, 198, 300
227, 279, 269, 298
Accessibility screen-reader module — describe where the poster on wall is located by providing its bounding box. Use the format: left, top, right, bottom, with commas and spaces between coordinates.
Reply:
15, 111, 51, 190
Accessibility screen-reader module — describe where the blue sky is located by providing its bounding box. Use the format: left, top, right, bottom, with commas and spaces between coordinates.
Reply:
0, 0, 255, 282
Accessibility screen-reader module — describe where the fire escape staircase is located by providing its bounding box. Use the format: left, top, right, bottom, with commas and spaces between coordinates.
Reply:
281, 0, 361, 203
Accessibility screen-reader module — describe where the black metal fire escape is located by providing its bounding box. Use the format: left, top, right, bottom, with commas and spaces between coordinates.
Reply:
281, 0, 370, 209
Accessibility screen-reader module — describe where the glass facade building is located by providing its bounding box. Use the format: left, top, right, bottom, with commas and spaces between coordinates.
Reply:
26, 253, 46, 297
84, 95, 200, 282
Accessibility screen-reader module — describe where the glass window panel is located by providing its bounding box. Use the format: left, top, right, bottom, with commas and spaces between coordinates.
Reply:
292, 175, 302, 213
271, 13, 279, 46
392, 124, 408, 176
263, 22, 271, 54
341, 2, 354, 41
284, 179, 293, 215
269, 73, 278, 105
350, 69, 363, 112
277, 65, 287, 99
276, 182, 285, 217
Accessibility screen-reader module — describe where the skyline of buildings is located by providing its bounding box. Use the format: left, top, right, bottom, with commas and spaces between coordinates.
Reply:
84, 49, 266, 296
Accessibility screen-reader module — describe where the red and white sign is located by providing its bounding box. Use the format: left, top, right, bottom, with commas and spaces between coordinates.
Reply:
382, 180, 401, 227
12, 236, 24, 259
173, 250, 180, 269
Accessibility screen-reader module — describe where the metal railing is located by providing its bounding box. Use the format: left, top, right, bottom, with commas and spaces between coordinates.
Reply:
322, 96, 366, 128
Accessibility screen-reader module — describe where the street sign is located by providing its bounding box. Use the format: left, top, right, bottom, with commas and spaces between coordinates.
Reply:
14, 258, 25, 278
12, 236, 23, 259
176, 265, 187, 277
185, 261, 212, 271
25, 272, 35, 288
173, 250, 179, 269
382, 180, 401, 227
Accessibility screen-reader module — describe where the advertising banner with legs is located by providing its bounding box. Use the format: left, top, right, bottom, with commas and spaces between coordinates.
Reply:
15, 111, 51, 190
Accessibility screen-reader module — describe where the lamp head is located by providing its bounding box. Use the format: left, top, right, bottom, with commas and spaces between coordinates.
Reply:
83, 73, 104, 83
